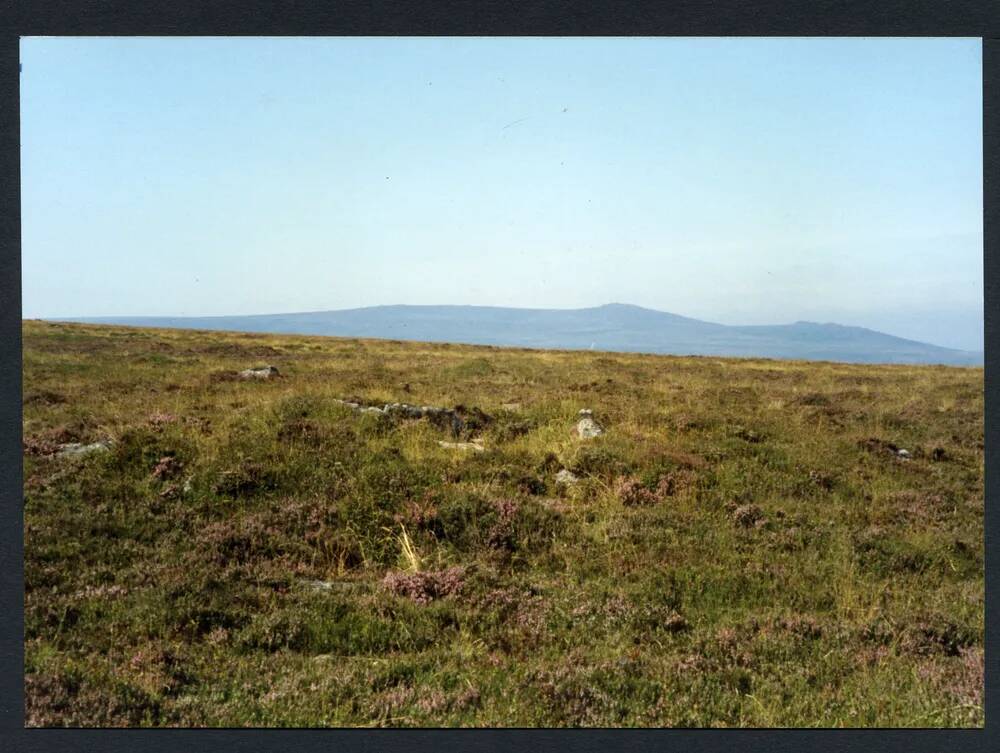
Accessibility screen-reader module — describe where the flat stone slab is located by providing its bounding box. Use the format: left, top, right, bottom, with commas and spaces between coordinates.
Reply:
334, 398, 490, 438
438, 440, 485, 452
57, 441, 113, 458
238, 365, 280, 380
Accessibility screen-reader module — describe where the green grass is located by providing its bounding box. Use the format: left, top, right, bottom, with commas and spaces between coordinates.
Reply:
22, 320, 984, 727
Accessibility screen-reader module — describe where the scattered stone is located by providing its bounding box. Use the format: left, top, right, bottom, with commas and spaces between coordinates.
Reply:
335, 398, 492, 438
438, 439, 485, 452
554, 469, 580, 486
575, 409, 604, 439
56, 441, 112, 458
238, 365, 280, 380
858, 437, 912, 461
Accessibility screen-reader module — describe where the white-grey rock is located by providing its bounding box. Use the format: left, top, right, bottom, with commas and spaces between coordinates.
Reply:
303, 579, 336, 591
300, 578, 363, 594
438, 439, 485, 452
575, 409, 604, 438
896, 448, 912, 459
57, 441, 112, 458
238, 365, 280, 380
382, 403, 425, 419
555, 469, 580, 486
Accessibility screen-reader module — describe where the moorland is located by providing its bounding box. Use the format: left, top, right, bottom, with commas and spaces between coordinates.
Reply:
22, 320, 984, 727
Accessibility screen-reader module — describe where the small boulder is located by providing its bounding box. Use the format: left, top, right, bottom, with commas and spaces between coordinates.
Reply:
575, 409, 604, 439
555, 469, 580, 486
238, 365, 280, 380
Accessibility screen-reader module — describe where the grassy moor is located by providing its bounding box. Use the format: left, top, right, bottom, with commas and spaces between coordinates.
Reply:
22, 320, 984, 727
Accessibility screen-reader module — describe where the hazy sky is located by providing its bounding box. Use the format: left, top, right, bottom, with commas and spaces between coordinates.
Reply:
20, 37, 983, 350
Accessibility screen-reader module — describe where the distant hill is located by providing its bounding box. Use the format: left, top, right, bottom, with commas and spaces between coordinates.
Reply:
59, 303, 983, 366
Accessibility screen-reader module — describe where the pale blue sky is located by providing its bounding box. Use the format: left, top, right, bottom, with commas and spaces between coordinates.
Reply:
20, 37, 983, 350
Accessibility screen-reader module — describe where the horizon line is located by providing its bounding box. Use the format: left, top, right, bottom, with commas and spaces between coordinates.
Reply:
31, 301, 984, 355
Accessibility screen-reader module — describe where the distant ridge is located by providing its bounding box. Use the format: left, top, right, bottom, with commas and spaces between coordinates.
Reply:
58, 303, 983, 366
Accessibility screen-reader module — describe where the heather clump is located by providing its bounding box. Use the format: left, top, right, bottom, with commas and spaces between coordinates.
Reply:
613, 477, 659, 507
381, 566, 467, 605
730, 503, 766, 529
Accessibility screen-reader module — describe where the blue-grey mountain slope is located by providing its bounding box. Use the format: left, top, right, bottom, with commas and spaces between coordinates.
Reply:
59, 303, 983, 366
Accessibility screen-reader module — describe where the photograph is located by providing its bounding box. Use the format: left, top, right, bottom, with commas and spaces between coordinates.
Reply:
20, 36, 984, 727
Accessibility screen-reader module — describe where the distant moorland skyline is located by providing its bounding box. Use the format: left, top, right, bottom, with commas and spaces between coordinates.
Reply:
65, 301, 983, 365
21, 37, 983, 351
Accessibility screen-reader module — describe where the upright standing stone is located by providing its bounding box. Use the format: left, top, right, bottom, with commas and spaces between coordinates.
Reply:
576, 409, 604, 438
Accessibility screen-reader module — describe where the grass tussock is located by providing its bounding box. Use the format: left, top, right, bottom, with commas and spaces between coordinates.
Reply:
22, 320, 983, 727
